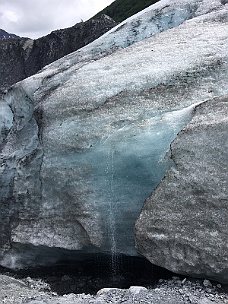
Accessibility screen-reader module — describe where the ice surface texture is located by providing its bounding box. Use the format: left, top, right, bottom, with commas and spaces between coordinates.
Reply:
135, 96, 228, 283
0, 0, 227, 278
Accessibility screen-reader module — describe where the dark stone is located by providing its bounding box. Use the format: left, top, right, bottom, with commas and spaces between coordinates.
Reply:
0, 15, 116, 90
0, 29, 19, 40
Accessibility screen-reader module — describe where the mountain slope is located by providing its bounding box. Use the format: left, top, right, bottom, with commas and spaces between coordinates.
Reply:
0, 15, 116, 91
0, 29, 19, 39
92, 0, 160, 22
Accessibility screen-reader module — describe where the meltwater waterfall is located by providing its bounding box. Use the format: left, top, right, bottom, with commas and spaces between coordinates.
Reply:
107, 149, 118, 274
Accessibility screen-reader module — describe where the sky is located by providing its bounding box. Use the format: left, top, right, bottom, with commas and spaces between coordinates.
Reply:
0, 0, 114, 39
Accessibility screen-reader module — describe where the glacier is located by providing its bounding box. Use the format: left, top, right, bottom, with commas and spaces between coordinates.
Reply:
0, 0, 227, 282
135, 96, 228, 283
0, 100, 13, 144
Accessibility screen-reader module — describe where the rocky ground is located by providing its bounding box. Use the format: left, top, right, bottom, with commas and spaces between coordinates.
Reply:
0, 273, 227, 304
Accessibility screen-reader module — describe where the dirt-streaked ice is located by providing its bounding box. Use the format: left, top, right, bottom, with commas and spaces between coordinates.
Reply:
0, 0, 227, 278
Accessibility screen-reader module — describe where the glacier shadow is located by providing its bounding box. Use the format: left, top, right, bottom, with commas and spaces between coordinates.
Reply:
0, 250, 179, 295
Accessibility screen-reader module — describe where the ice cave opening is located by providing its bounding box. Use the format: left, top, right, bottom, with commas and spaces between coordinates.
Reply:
0, 250, 178, 295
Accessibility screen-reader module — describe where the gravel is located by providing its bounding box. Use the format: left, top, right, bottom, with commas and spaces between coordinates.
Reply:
0, 274, 227, 304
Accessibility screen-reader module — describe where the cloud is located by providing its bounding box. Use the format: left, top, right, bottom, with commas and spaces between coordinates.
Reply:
0, 0, 114, 38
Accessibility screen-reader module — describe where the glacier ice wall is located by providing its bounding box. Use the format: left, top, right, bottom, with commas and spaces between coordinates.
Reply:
135, 96, 228, 283
0, 100, 13, 144
0, 0, 228, 268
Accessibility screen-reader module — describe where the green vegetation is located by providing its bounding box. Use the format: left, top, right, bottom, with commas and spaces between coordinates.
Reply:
92, 0, 160, 23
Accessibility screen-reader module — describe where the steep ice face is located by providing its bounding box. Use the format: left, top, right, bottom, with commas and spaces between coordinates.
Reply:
0, 101, 13, 144
34, 9, 228, 143
0, 88, 43, 263
0, 0, 228, 267
47, 106, 195, 254
2, 103, 195, 269
85, 105, 195, 254
99, 1, 194, 49
28, 0, 226, 85
135, 96, 228, 283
